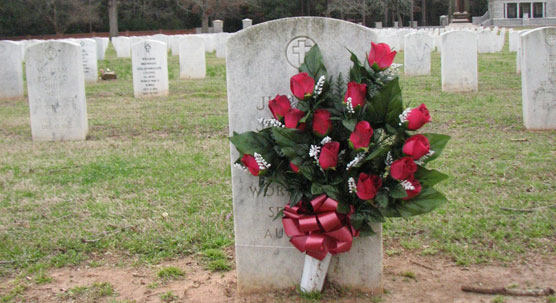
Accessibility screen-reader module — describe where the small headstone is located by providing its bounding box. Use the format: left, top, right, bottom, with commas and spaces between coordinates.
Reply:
77, 39, 98, 83
440, 30, 478, 92
213, 20, 224, 33
112, 36, 131, 58
227, 17, 382, 294
93, 37, 109, 60
411, 21, 418, 28
404, 32, 433, 76
25, 41, 88, 141
440, 15, 449, 27
179, 36, 206, 79
151, 34, 169, 51
394, 21, 399, 28
242, 18, 253, 29
131, 40, 169, 98
0, 41, 24, 99
375, 22, 382, 29
520, 27, 556, 129
215, 33, 230, 58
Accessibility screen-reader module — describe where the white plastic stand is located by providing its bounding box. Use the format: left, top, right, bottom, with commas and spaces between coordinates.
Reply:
299, 253, 332, 293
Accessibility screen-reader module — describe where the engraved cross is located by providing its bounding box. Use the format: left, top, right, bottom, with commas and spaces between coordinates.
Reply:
292, 39, 313, 66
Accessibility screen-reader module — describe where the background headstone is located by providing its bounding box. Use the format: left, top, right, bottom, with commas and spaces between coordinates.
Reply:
213, 20, 224, 33
25, 41, 88, 141
179, 36, 206, 79
227, 17, 382, 295
441, 30, 478, 92
242, 18, 253, 29
375, 22, 382, 29
0, 41, 24, 99
94, 37, 109, 60
520, 27, 556, 129
131, 40, 169, 98
77, 39, 98, 83
404, 32, 433, 76
215, 33, 230, 58
112, 36, 131, 58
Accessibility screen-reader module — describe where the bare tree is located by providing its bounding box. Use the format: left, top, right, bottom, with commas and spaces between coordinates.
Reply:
329, 0, 382, 26
26, 0, 100, 34
109, 0, 118, 37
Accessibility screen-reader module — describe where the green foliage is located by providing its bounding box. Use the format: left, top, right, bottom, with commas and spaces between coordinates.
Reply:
159, 291, 179, 302
299, 45, 328, 80
157, 266, 185, 280
201, 249, 231, 272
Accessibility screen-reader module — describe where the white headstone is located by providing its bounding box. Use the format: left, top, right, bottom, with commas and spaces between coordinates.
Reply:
215, 33, 230, 58
77, 39, 98, 83
131, 40, 169, 98
93, 37, 109, 60
441, 30, 478, 92
151, 34, 169, 51
227, 17, 382, 294
520, 27, 556, 130
404, 32, 433, 76
509, 29, 521, 52
179, 36, 206, 79
111, 36, 131, 58
0, 41, 24, 99
213, 20, 224, 33
25, 41, 88, 141
375, 22, 382, 29
242, 18, 253, 29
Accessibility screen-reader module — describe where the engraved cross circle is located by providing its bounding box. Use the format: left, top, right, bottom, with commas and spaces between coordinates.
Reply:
546, 34, 556, 46
286, 36, 316, 68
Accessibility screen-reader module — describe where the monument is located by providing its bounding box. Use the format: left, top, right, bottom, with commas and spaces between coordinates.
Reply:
451, 0, 470, 24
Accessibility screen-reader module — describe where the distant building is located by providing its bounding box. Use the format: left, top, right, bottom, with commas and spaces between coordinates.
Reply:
474, 0, 556, 26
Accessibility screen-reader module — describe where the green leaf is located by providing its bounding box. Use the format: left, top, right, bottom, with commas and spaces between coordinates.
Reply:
350, 213, 364, 230
311, 183, 324, 195
271, 127, 311, 148
366, 78, 403, 126
322, 185, 340, 201
365, 145, 388, 161
289, 191, 303, 207
300, 165, 317, 181
336, 201, 350, 214
414, 166, 449, 188
390, 183, 408, 199
299, 45, 327, 80
358, 223, 376, 236
422, 133, 451, 163
229, 131, 272, 155
375, 191, 389, 208
395, 187, 448, 217
342, 118, 357, 132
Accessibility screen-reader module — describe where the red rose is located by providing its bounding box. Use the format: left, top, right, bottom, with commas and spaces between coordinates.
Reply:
319, 141, 340, 170
268, 95, 291, 120
284, 108, 306, 130
406, 104, 431, 130
344, 82, 367, 108
356, 173, 382, 200
368, 42, 397, 71
403, 178, 422, 200
390, 157, 417, 180
349, 121, 373, 150
403, 134, 430, 160
312, 109, 332, 136
289, 162, 300, 173
290, 72, 315, 100
241, 154, 260, 176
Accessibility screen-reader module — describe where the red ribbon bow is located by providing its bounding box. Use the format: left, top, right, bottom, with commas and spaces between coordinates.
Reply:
282, 194, 358, 260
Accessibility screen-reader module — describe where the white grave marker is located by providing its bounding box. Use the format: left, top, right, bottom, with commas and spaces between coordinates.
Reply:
77, 39, 98, 83
404, 32, 433, 76
0, 41, 24, 99
179, 36, 206, 79
131, 40, 169, 98
25, 41, 88, 141
112, 36, 131, 58
441, 30, 478, 92
227, 17, 382, 294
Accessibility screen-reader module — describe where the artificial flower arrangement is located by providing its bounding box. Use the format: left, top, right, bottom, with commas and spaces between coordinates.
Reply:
230, 42, 450, 291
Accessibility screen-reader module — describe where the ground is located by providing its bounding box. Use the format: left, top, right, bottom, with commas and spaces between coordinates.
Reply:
0, 37, 555, 302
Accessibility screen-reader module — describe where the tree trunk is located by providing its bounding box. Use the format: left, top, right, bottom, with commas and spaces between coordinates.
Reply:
362, 8, 366, 26
396, 2, 403, 26
108, 0, 118, 38
421, 0, 426, 26
448, 0, 453, 21
383, 0, 388, 26
201, 11, 209, 33
410, 0, 414, 24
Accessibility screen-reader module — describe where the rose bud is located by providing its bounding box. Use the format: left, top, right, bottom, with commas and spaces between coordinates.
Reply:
289, 162, 300, 173
312, 109, 332, 136
284, 108, 306, 130
368, 42, 397, 71
290, 72, 315, 100
349, 121, 373, 151
241, 154, 260, 176
406, 103, 431, 130
402, 178, 422, 200
356, 173, 382, 201
403, 134, 430, 160
390, 157, 417, 181
268, 95, 291, 120
319, 141, 340, 170
343, 82, 367, 108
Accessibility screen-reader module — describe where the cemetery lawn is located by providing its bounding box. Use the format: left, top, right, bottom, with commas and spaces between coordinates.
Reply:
1, 44, 555, 301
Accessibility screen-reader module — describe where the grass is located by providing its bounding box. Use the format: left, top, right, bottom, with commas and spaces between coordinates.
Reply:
0, 37, 555, 297
157, 266, 185, 280
59, 282, 115, 301
201, 248, 231, 271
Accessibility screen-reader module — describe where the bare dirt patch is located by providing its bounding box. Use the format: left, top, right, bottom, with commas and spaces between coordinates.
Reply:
2, 254, 555, 303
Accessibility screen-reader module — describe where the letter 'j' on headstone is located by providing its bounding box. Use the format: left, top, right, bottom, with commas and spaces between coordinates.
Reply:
0, 41, 24, 99
25, 41, 88, 141
131, 40, 169, 98
441, 30, 478, 92
227, 17, 382, 295
520, 27, 556, 130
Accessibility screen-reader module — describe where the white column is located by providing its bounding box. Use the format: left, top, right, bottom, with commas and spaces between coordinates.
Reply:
530, 2, 533, 18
